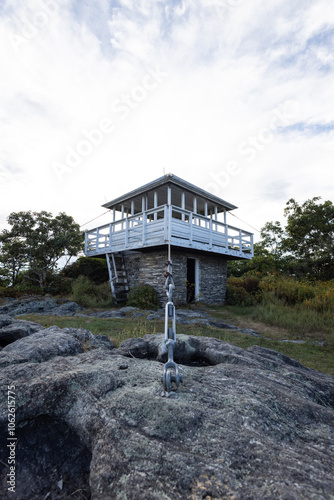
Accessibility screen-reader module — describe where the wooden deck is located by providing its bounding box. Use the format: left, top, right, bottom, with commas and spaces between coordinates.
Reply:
84, 205, 254, 259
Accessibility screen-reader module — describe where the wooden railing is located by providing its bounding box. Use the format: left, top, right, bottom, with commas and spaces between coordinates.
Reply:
85, 205, 254, 258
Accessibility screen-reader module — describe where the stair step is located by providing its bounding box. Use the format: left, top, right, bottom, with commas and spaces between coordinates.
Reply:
106, 252, 130, 302
116, 284, 128, 289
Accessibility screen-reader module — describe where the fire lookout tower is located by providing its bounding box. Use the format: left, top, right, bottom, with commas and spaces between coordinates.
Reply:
84, 174, 254, 304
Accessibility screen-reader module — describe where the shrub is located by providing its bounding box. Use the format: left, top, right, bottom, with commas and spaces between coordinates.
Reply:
226, 276, 258, 306
70, 276, 115, 308
259, 275, 315, 306
127, 284, 160, 310
226, 283, 255, 306
0, 287, 21, 299
62, 257, 109, 284
2, 284, 44, 297
227, 277, 244, 289
243, 275, 261, 295
302, 281, 334, 313
44, 275, 73, 296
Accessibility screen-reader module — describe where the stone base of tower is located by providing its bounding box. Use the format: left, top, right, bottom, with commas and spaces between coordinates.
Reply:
123, 246, 228, 306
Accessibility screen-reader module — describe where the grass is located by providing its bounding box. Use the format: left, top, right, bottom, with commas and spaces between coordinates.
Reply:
20, 304, 334, 376
21, 315, 160, 347
250, 303, 333, 340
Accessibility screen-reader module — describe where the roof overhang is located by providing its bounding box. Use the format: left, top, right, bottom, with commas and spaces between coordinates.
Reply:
102, 173, 237, 214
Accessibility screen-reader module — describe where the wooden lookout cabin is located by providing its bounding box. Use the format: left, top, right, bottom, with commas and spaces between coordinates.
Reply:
84, 174, 254, 304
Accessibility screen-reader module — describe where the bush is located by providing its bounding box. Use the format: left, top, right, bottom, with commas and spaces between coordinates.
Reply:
226, 276, 258, 306
0, 284, 45, 297
70, 276, 115, 308
62, 257, 109, 284
259, 275, 315, 306
127, 284, 160, 310
0, 287, 23, 299
44, 275, 73, 296
302, 280, 334, 313
243, 275, 261, 295
226, 284, 255, 306
11, 270, 73, 296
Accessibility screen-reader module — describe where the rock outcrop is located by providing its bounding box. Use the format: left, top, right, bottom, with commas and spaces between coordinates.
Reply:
0, 314, 46, 347
1, 327, 334, 500
0, 298, 83, 317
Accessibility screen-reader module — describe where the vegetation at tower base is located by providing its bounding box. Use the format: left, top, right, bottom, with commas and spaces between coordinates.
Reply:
127, 283, 161, 309
70, 275, 115, 308
61, 256, 109, 284
226, 273, 334, 318
0, 211, 83, 290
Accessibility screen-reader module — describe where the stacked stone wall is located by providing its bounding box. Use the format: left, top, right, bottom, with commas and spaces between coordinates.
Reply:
198, 253, 227, 304
123, 248, 227, 306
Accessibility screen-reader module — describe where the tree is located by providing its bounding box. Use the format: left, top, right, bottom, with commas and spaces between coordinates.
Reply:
283, 197, 334, 280
227, 241, 287, 277
258, 221, 284, 258
228, 197, 334, 281
256, 197, 334, 281
0, 211, 83, 288
0, 238, 27, 286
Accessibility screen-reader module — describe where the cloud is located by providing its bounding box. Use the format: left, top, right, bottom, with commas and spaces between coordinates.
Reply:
0, 0, 333, 241
278, 121, 334, 135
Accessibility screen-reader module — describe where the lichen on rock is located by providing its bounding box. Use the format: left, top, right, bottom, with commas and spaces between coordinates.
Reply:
0, 326, 334, 499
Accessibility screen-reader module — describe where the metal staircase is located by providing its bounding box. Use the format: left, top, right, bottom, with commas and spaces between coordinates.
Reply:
106, 252, 129, 303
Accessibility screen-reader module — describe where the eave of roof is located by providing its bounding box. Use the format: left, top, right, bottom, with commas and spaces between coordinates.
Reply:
102, 173, 237, 211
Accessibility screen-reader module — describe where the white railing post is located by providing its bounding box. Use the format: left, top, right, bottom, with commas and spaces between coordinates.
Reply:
209, 219, 213, 249
96, 228, 100, 251
189, 212, 193, 246
125, 218, 129, 248
121, 205, 124, 230
239, 229, 242, 255
109, 223, 112, 250
154, 191, 158, 221
164, 205, 168, 242
142, 211, 147, 245
84, 231, 88, 254
225, 224, 229, 249
204, 202, 208, 228
251, 233, 254, 256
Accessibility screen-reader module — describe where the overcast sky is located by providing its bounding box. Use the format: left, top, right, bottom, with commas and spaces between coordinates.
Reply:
1, 0, 333, 240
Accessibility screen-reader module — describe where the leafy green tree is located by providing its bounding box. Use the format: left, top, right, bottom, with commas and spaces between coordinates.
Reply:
227, 240, 289, 277
227, 242, 271, 277
283, 197, 334, 280
0, 211, 83, 288
258, 221, 284, 257
0, 238, 27, 286
228, 197, 334, 281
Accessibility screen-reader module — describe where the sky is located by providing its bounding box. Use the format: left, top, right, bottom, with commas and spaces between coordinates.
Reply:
1, 0, 333, 242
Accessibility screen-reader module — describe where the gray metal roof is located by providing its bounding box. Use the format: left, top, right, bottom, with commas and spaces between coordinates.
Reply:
102, 173, 237, 213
